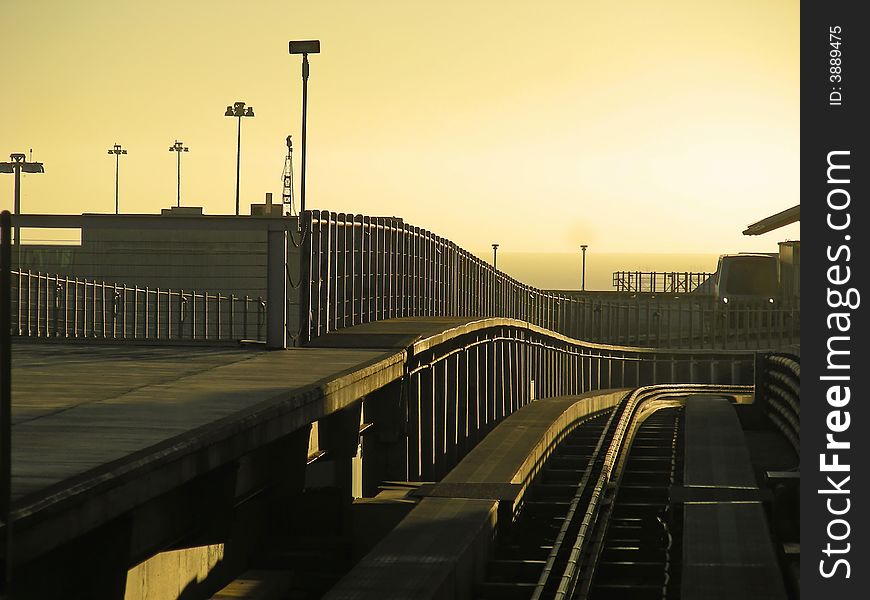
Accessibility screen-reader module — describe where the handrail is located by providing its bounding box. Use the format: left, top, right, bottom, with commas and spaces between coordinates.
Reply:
9, 269, 265, 342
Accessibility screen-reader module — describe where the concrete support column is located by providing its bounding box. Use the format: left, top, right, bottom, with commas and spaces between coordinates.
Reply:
361, 381, 408, 496
318, 402, 362, 499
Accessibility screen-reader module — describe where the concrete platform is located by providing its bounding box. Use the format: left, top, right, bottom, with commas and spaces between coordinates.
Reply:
5, 340, 404, 565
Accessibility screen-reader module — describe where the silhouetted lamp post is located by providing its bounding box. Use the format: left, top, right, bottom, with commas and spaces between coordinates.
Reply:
492, 243, 499, 270
107, 143, 127, 215
168, 140, 189, 207
289, 39, 320, 216
224, 101, 255, 215
0, 153, 45, 245
581, 245, 588, 291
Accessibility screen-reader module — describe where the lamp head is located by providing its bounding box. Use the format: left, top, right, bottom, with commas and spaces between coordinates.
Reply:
289, 40, 321, 54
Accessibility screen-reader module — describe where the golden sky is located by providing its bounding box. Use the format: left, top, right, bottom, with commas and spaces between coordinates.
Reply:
1, 0, 799, 254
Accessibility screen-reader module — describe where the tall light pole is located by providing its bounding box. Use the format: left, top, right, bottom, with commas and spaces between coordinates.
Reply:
289, 40, 321, 216
107, 143, 127, 214
224, 101, 255, 215
168, 140, 189, 207
581, 245, 588, 291
0, 153, 45, 245
492, 243, 499, 270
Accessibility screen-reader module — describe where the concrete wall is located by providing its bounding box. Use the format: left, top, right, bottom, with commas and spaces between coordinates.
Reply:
125, 545, 225, 600
15, 214, 302, 301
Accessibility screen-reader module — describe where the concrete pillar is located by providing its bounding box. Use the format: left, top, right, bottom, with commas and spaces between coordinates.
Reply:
317, 402, 362, 499
361, 381, 407, 497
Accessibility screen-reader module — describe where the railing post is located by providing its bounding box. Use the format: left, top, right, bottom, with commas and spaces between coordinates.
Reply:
1, 211, 11, 594
267, 226, 288, 349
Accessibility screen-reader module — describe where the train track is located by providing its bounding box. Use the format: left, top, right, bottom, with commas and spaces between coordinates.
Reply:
476, 385, 748, 600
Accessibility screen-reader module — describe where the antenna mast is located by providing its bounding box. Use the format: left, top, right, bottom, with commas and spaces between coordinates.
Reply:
281, 135, 295, 215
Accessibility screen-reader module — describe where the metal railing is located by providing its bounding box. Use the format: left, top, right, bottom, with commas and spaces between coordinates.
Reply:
612, 270, 712, 293
756, 352, 800, 454
402, 318, 755, 480
301, 211, 799, 350
10, 270, 266, 342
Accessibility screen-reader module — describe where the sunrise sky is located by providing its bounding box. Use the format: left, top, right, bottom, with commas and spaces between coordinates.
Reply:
1, 0, 799, 260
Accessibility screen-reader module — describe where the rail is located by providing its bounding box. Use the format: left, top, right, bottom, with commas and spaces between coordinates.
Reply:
612, 270, 713, 293
755, 352, 800, 454
301, 211, 799, 350
401, 318, 755, 481
9, 270, 266, 342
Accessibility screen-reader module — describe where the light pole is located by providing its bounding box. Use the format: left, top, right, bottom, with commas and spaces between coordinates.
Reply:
581, 245, 588, 291
168, 140, 189, 207
224, 101, 255, 215
492, 243, 499, 270
107, 143, 127, 214
0, 153, 45, 245
289, 40, 321, 216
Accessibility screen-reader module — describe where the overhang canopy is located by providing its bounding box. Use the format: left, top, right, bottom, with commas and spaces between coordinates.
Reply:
742, 205, 800, 236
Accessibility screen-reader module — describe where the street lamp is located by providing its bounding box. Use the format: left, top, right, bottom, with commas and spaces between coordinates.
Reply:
492, 243, 499, 270
0, 153, 45, 245
289, 39, 321, 216
107, 143, 127, 214
168, 140, 189, 207
581, 245, 588, 291
224, 101, 255, 215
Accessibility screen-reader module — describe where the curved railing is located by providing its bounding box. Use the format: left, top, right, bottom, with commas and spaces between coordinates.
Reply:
300, 210, 799, 350
756, 352, 800, 454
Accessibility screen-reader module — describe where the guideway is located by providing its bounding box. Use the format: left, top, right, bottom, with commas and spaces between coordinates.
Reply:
679, 396, 787, 600
326, 384, 772, 600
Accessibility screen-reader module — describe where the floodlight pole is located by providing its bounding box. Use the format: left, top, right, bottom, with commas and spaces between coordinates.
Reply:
581, 245, 588, 291
1, 153, 44, 246
492, 243, 499, 270
225, 102, 254, 216
176, 151, 181, 207
301, 52, 310, 216
235, 116, 242, 215
168, 141, 188, 207
289, 40, 320, 216
13, 167, 20, 246
108, 144, 127, 215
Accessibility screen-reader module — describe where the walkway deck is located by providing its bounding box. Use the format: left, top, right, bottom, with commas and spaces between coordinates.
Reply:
5, 318, 493, 564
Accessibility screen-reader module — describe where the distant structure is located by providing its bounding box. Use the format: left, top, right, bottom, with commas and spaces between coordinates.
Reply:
742, 204, 800, 299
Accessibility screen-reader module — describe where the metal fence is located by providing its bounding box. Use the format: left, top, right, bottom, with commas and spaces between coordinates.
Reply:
11, 270, 266, 342
612, 270, 712, 293
756, 352, 800, 454
300, 211, 799, 350
401, 318, 756, 480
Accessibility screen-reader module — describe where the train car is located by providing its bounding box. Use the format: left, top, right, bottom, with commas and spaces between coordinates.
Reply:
713, 253, 780, 305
